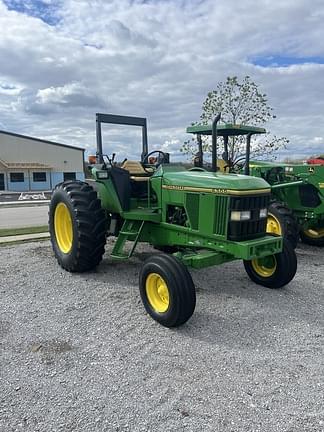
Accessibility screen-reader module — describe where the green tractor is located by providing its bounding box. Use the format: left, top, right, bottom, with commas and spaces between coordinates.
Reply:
49, 113, 297, 328
249, 161, 324, 246
187, 118, 324, 247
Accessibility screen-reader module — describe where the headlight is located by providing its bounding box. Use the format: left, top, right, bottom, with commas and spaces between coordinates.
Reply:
259, 208, 268, 218
230, 210, 251, 221
96, 171, 109, 179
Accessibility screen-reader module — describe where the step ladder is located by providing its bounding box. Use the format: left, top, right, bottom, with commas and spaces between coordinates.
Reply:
110, 219, 145, 259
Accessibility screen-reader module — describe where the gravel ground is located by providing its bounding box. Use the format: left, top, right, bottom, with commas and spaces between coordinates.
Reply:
0, 239, 323, 432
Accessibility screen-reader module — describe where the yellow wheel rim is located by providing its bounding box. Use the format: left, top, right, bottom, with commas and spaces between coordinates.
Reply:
267, 213, 282, 235
251, 255, 277, 278
145, 273, 170, 313
54, 202, 73, 253
303, 228, 324, 239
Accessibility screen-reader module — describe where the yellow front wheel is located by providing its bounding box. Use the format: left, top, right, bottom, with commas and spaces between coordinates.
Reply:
146, 273, 170, 313
139, 254, 196, 327
243, 241, 297, 288
251, 255, 277, 278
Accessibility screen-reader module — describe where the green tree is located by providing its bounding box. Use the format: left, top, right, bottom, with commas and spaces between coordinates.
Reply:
181, 76, 288, 164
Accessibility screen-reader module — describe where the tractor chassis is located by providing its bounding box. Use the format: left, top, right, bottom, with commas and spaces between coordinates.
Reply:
111, 217, 283, 268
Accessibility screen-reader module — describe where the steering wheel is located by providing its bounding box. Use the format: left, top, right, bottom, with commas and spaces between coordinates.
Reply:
142, 150, 167, 170
188, 167, 206, 172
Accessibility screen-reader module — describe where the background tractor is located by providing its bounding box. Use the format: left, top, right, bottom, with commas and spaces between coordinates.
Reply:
187, 119, 299, 247
187, 117, 324, 247
249, 161, 324, 246
49, 113, 297, 328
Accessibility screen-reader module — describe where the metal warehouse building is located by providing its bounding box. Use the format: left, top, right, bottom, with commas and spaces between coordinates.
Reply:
0, 131, 85, 192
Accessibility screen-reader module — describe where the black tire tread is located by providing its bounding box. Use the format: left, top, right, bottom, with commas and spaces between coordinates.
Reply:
49, 180, 107, 272
243, 240, 297, 289
139, 254, 196, 327
268, 200, 299, 249
300, 229, 324, 246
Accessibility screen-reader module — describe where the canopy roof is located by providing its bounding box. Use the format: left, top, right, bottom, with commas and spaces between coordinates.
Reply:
186, 123, 266, 136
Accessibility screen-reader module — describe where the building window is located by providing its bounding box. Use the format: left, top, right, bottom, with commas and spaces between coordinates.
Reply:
33, 172, 47, 182
64, 172, 76, 181
10, 172, 24, 183
0, 173, 5, 191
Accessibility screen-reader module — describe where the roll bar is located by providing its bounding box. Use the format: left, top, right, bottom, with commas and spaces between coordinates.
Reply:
211, 113, 221, 172
96, 113, 148, 163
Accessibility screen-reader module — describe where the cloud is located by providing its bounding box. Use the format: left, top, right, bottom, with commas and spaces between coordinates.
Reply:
0, 0, 324, 160
35, 83, 106, 109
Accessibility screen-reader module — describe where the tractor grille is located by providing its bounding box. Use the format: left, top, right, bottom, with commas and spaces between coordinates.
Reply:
214, 196, 228, 236
228, 194, 270, 241
185, 193, 200, 230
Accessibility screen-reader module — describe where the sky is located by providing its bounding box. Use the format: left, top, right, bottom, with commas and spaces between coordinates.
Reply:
0, 0, 324, 162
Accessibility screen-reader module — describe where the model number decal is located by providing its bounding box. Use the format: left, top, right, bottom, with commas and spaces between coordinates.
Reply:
162, 184, 270, 196
163, 185, 228, 193
164, 185, 185, 191
212, 188, 228, 194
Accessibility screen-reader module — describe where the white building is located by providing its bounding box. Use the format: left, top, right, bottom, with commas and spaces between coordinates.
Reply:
0, 130, 85, 191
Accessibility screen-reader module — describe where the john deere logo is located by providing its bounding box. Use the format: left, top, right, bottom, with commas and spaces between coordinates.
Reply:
319, 183, 324, 189
308, 167, 315, 173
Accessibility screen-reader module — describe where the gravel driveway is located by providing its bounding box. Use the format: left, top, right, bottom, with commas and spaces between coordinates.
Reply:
0, 240, 323, 432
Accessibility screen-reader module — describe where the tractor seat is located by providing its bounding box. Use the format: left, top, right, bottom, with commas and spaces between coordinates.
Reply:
217, 159, 229, 173
121, 160, 151, 182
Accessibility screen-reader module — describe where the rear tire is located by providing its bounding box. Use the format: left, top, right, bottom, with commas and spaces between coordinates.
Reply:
49, 181, 107, 272
139, 254, 196, 327
267, 201, 299, 249
243, 240, 297, 289
300, 227, 324, 246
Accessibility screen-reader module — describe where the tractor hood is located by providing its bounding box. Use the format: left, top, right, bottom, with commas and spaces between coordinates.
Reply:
157, 166, 270, 195
249, 160, 281, 168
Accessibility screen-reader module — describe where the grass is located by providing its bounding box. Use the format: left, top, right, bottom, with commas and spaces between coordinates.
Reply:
0, 225, 49, 237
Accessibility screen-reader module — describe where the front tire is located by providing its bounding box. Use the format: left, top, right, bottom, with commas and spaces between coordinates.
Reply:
243, 241, 297, 289
267, 201, 299, 249
49, 181, 107, 272
139, 254, 196, 327
300, 227, 324, 246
